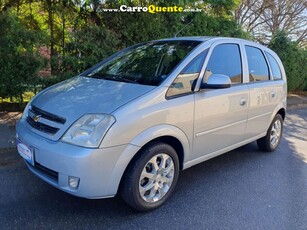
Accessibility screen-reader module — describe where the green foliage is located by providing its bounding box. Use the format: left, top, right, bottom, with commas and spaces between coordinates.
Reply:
0, 11, 46, 101
269, 31, 307, 91
101, 11, 247, 47
183, 14, 248, 38
62, 25, 120, 75
204, 0, 241, 16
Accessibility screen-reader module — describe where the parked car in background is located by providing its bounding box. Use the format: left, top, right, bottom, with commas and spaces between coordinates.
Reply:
16, 37, 287, 211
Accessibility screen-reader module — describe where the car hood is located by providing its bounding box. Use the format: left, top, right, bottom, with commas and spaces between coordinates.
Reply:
29, 76, 154, 141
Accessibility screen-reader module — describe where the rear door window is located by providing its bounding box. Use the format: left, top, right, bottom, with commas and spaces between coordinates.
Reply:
245, 46, 270, 82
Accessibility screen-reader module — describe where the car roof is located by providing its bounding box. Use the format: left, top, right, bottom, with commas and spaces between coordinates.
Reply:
156, 36, 269, 52
156, 36, 214, 42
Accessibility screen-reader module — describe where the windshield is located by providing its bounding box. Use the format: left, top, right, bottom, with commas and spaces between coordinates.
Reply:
85, 40, 201, 86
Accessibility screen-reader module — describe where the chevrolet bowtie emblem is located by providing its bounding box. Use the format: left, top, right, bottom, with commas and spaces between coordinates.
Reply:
33, 115, 41, 122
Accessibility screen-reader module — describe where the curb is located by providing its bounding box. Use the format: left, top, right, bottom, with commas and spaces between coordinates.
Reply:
287, 102, 307, 109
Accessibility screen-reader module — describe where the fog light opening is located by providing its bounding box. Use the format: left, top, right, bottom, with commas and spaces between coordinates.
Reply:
68, 176, 80, 189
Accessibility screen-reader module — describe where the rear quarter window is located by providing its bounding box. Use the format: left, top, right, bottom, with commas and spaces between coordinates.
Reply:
265, 52, 282, 80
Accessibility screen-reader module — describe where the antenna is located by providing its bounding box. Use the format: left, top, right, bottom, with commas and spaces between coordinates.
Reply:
174, 20, 193, 38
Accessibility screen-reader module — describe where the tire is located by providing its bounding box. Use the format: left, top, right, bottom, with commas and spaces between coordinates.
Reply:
257, 114, 283, 152
120, 142, 180, 211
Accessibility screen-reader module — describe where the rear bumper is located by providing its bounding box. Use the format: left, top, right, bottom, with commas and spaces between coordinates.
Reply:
16, 118, 141, 198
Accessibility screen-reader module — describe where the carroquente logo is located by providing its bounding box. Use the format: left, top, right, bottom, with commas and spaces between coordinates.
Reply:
102, 5, 202, 13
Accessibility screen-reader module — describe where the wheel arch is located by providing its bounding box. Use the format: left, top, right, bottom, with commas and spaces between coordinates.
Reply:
135, 135, 185, 170
269, 105, 286, 125
277, 108, 286, 120
112, 125, 190, 195
128, 124, 190, 169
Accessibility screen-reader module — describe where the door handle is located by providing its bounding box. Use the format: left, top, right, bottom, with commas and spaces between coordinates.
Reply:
271, 91, 276, 98
240, 98, 246, 106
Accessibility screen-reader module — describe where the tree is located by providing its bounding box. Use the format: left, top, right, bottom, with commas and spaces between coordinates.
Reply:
0, 11, 45, 101
235, 0, 307, 46
62, 25, 119, 75
269, 31, 307, 91
0, 0, 250, 99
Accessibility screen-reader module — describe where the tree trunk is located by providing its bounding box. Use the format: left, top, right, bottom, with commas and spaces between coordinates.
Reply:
62, 13, 65, 55
46, 0, 55, 74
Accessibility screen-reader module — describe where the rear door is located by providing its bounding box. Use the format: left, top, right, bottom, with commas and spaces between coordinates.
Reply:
243, 45, 277, 138
193, 41, 249, 159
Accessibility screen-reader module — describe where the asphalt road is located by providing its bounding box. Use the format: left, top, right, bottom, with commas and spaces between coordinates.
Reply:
0, 108, 306, 230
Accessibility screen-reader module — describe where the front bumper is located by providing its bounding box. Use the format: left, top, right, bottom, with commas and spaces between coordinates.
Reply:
16, 118, 141, 198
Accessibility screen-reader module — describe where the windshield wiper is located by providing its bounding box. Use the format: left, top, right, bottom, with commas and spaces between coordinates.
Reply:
115, 75, 140, 84
86, 73, 139, 84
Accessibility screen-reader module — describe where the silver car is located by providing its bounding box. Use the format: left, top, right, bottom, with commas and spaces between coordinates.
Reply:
16, 37, 287, 211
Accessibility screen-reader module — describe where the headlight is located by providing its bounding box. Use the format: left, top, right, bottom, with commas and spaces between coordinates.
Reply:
61, 114, 115, 148
21, 89, 45, 120
21, 99, 35, 119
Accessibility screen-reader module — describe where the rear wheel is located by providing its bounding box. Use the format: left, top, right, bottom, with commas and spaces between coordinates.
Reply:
257, 114, 283, 152
120, 142, 179, 211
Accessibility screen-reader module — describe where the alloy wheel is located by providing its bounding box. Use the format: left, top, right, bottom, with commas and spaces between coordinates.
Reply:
139, 153, 175, 203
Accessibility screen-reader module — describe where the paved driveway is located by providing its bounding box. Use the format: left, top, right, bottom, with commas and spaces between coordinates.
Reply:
0, 108, 306, 230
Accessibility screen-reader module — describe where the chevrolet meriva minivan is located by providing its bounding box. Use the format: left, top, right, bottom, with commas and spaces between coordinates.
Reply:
16, 37, 287, 211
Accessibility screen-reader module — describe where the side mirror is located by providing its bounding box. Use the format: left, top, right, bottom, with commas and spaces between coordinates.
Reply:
201, 74, 231, 89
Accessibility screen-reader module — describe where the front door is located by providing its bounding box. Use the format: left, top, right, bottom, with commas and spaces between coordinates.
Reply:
193, 42, 249, 160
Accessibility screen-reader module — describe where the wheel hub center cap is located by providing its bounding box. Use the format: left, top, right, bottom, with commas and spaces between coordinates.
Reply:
155, 173, 162, 181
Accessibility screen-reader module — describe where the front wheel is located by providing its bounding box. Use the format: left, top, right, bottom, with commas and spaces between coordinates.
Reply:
120, 142, 179, 211
257, 114, 283, 152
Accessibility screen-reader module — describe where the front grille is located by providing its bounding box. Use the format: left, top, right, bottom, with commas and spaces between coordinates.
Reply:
26, 105, 66, 135
27, 116, 59, 134
27, 161, 59, 182
30, 106, 66, 124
